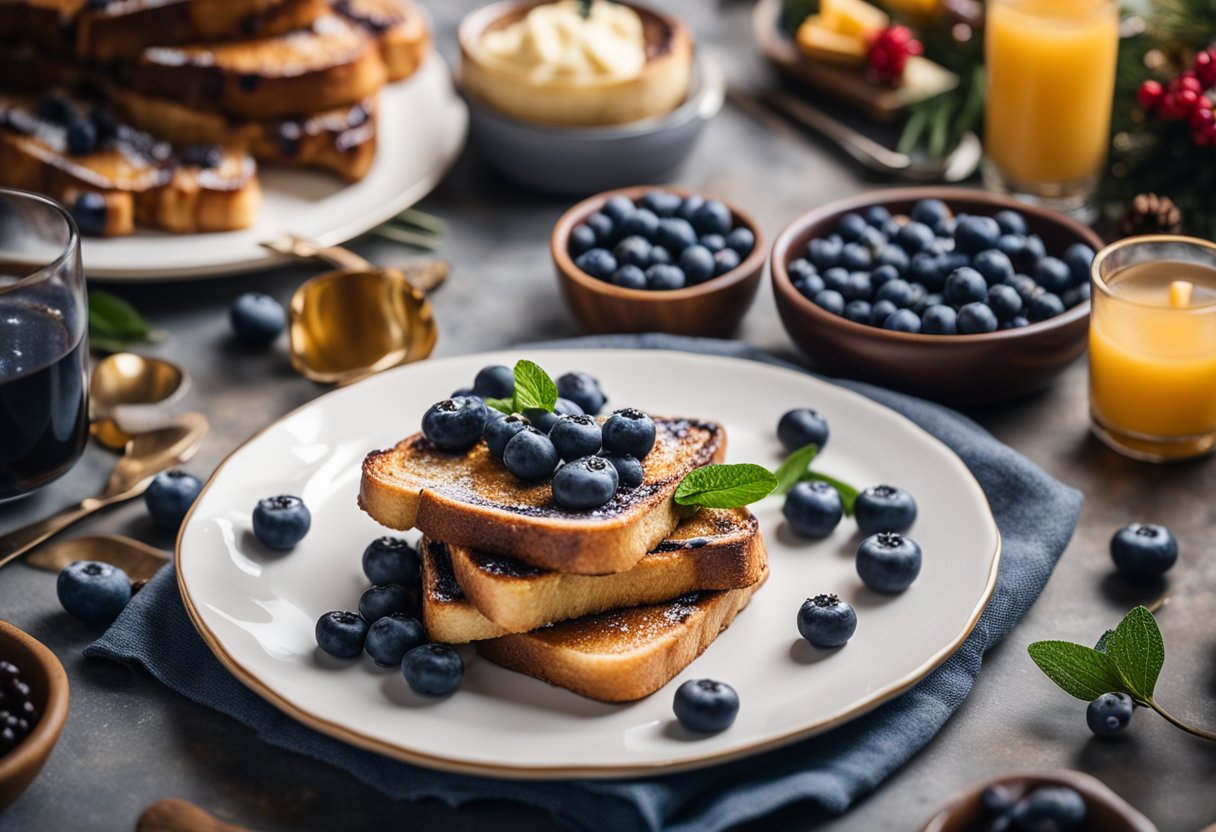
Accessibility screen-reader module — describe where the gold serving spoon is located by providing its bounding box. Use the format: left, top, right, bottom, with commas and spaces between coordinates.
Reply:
262, 236, 445, 386
0, 412, 208, 569
90, 352, 191, 451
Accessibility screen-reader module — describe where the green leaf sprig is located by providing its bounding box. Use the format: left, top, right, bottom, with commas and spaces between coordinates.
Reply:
675, 443, 859, 512
1029, 606, 1216, 743
88, 290, 161, 354
485, 359, 558, 416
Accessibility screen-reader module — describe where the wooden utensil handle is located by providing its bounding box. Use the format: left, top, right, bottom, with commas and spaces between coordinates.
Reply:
136, 799, 253, 832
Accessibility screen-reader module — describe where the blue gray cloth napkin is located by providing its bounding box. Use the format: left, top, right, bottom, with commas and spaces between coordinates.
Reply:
86, 335, 1083, 832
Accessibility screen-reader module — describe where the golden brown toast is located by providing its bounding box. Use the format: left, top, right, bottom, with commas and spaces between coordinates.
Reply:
476, 572, 768, 703
361, 417, 727, 575
421, 508, 767, 641
0, 95, 259, 235
125, 0, 430, 120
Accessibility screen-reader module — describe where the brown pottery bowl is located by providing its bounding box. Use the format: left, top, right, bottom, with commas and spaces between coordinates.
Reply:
771, 187, 1104, 406
552, 185, 766, 337
0, 620, 69, 810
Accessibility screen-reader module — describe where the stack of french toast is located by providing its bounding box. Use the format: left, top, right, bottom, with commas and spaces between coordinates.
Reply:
0, 0, 430, 235
359, 369, 770, 703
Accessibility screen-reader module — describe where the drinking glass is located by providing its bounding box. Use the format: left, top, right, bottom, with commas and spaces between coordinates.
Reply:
0, 188, 89, 501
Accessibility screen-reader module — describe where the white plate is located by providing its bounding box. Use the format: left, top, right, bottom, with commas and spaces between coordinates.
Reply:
177, 350, 1000, 779
83, 53, 468, 282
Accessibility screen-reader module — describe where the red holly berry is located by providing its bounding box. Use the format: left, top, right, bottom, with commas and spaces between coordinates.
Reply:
1138, 79, 1164, 111
1195, 49, 1216, 88
1178, 71, 1203, 95
865, 26, 924, 86
1189, 97, 1213, 130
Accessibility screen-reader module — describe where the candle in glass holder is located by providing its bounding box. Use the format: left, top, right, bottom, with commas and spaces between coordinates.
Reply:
1089, 236, 1216, 462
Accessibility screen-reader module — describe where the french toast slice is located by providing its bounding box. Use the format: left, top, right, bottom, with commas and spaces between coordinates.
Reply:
361, 416, 727, 575
0, 95, 259, 235
475, 571, 768, 703
125, 0, 430, 121
422, 508, 767, 641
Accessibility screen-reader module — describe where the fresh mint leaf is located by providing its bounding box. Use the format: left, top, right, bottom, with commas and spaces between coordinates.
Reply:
484, 397, 515, 416
803, 471, 859, 516
675, 464, 777, 509
773, 443, 818, 495
1107, 606, 1164, 701
88, 290, 158, 352
1027, 641, 1129, 701
512, 359, 558, 413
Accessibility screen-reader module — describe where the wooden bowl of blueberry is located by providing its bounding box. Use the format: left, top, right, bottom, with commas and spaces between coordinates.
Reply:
0, 621, 69, 810
552, 186, 766, 337
771, 188, 1104, 406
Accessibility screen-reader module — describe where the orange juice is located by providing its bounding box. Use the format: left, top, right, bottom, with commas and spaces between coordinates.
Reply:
1090, 240, 1216, 462
985, 0, 1118, 208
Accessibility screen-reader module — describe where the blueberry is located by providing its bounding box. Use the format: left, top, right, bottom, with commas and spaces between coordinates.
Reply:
601, 195, 635, 223
698, 234, 726, 253
614, 235, 652, 268
1025, 234, 1047, 263
797, 593, 857, 648
856, 532, 922, 593
57, 560, 132, 625
836, 273, 867, 303
840, 242, 872, 271
229, 292, 286, 346
1009, 786, 1087, 831
813, 289, 845, 316
675, 194, 704, 223
673, 678, 738, 733
954, 216, 1001, 255
870, 264, 900, 291
908, 253, 944, 291
585, 212, 614, 245
656, 218, 697, 253
552, 455, 619, 510
144, 469, 203, 531
648, 246, 672, 266
36, 93, 76, 124
472, 364, 514, 399
1003, 316, 1030, 330
909, 198, 949, 227
252, 495, 311, 550
359, 583, 416, 623
451, 386, 476, 399
996, 233, 1028, 264
869, 299, 897, 326
917, 292, 944, 314
895, 221, 935, 255
691, 199, 732, 237
1006, 273, 1040, 303
854, 485, 918, 535
1062, 283, 1090, 309
422, 396, 488, 451
66, 117, 97, 155
986, 284, 1023, 322
1027, 292, 1065, 322
1064, 243, 1095, 285
835, 212, 868, 242
1110, 523, 1177, 577
620, 208, 659, 240
599, 452, 644, 488
713, 248, 741, 276
875, 278, 915, 308
794, 273, 826, 300
881, 217, 902, 240
524, 398, 583, 433
575, 248, 617, 280
844, 300, 872, 324
611, 265, 647, 289
71, 192, 108, 236
549, 414, 602, 461
1035, 257, 1072, 294
645, 264, 686, 290
641, 190, 681, 217
865, 205, 892, 227
365, 613, 426, 667
958, 302, 998, 334
858, 226, 887, 252
807, 236, 844, 269
995, 210, 1028, 236
883, 309, 921, 333
601, 408, 656, 458
973, 249, 1015, 286
1087, 692, 1134, 737
569, 224, 596, 256
679, 245, 715, 284
821, 267, 849, 294
944, 268, 987, 306
555, 371, 607, 415
921, 304, 958, 334
876, 245, 909, 274
938, 251, 971, 275
981, 784, 1020, 816
402, 643, 463, 696
777, 407, 829, 453
503, 426, 559, 480
480, 414, 526, 459
784, 480, 843, 539
315, 610, 368, 659
362, 537, 419, 586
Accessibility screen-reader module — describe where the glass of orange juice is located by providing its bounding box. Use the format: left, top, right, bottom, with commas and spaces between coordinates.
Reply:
984, 0, 1119, 221
1089, 236, 1216, 462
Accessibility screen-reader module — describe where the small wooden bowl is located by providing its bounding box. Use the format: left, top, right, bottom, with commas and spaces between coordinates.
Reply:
771, 187, 1103, 406
552, 186, 766, 336
919, 770, 1158, 831
0, 620, 70, 811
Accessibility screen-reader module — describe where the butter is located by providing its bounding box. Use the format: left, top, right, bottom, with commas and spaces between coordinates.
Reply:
481, 0, 647, 82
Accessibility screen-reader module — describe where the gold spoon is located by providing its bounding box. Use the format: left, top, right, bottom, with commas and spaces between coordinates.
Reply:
0, 412, 208, 569
90, 353, 191, 451
25, 533, 168, 582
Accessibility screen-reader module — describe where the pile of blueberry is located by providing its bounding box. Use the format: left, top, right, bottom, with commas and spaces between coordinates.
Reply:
568, 191, 756, 291
0, 660, 40, 756
970, 782, 1088, 832
424, 364, 655, 511
787, 199, 1095, 334
315, 536, 464, 697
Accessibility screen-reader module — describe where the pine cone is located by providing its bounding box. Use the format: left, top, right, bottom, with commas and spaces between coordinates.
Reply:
1119, 193, 1183, 237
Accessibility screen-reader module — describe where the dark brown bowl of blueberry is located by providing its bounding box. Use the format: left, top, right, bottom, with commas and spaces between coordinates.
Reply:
552, 186, 766, 337
771, 188, 1104, 406
0, 620, 69, 810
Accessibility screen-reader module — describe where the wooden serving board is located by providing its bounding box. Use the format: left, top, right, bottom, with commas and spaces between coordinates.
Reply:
752, 0, 958, 122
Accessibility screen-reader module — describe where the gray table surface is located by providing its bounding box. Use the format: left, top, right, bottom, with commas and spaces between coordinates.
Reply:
3, 2, 1215, 830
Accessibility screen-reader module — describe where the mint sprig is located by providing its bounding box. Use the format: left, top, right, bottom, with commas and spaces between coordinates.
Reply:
88, 289, 162, 353
1029, 606, 1216, 743
485, 359, 558, 416
773, 443, 818, 495
675, 464, 777, 509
